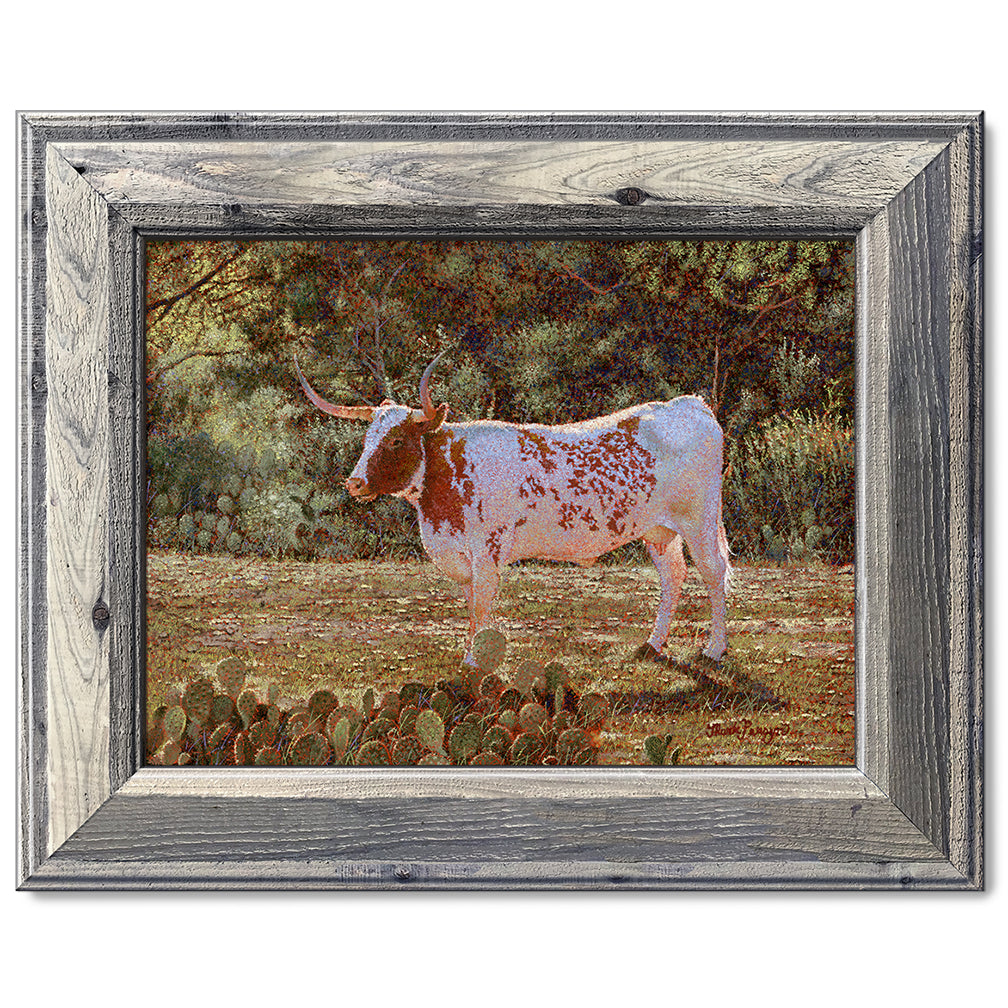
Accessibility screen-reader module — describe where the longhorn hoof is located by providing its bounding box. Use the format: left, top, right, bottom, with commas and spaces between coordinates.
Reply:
633, 642, 666, 663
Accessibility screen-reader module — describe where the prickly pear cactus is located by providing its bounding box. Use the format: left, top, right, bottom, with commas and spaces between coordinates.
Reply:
513, 660, 544, 699
557, 729, 591, 764
543, 661, 569, 692
209, 693, 236, 727
287, 732, 332, 766
361, 688, 375, 719
391, 735, 422, 765
518, 702, 548, 735
162, 705, 187, 744
448, 722, 482, 764
215, 656, 247, 699
246, 720, 276, 752
327, 713, 351, 760
153, 739, 182, 766
355, 740, 391, 766
429, 690, 451, 720
471, 628, 507, 673
398, 705, 419, 736
509, 732, 543, 765
577, 693, 608, 730
479, 673, 504, 699
644, 735, 668, 765
416, 709, 445, 755
399, 681, 423, 709
308, 689, 338, 723
146, 633, 615, 767
236, 688, 259, 728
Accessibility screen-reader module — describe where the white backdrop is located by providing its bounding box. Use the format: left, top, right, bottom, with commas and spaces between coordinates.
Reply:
4, 6, 1000, 1003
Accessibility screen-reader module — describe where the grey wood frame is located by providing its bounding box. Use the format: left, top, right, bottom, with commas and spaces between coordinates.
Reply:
16, 112, 983, 890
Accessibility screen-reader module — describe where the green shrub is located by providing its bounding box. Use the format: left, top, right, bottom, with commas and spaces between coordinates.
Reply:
724, 412, 853, 564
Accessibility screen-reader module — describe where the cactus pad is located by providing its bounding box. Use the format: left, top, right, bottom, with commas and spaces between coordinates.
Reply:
509, 733, 544, 765
308, 689, 338, 723
362, 687, 375, 718
557, 729, 592, 764
512, 660, 544, 698
247, 720, 276, 751
480, 724, 512, 756
355, 740, 392, 766
162, 705, 187, 743
287, 732, 332, 766
399, 681, 423, 708
398, 705, 420, 735
448, 722, 482, 764
471, 628, 507, 672
416, 709, 445, 755
154, 739, 182, 766
429, 690, 451, 719
182, 677, 214, 725
236, 688, 260, 728
391, 735, 422, 765
479, 673, 504, 698
209, 693, 236, 727
643, 735, 668, 765
327, 714, 351, 759
497, 687, 522, 712
577, 693, 608, 729
518, 702, 548, 735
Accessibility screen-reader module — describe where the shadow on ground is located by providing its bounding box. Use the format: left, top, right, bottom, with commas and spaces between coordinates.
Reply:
608, 651, 786, 719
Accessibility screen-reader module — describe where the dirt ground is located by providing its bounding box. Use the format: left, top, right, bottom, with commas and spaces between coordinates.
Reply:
147, 552, 855, 765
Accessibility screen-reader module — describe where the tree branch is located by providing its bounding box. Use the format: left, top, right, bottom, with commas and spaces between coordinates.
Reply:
149, 347, 246, 383
557, 261, 627, 296
146, 247, 249, 328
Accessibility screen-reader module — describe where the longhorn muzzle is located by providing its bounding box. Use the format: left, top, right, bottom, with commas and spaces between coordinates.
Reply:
345, 476, 377, 501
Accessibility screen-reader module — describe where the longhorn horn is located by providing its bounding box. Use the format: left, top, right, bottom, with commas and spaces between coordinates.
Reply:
294, 355, 376, 421
418, 351, 447, 420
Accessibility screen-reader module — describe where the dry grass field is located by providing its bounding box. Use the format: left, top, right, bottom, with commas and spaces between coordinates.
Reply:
147, 552, 855, 765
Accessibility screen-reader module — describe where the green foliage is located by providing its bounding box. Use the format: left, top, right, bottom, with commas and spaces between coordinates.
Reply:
147, 238, 854, 567
725, 412, 853, 564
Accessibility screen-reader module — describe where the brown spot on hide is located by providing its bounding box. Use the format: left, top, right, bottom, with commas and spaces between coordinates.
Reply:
519, 474, 546, 499
419, 429, 472, 534
486, 525, 508, 565
516, 428, 558, 472
449, 435, 474, 504
363, 416, 426, 496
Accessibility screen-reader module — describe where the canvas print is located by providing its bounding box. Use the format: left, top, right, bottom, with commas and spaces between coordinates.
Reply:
145, 239, 855, 767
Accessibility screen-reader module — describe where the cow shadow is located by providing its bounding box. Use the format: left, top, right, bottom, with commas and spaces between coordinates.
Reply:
608, 650, 785, 718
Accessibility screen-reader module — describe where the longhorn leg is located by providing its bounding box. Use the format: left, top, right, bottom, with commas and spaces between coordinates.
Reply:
678, 516, 729, 661
461, 559, 500, 666
645, 536, 688, 653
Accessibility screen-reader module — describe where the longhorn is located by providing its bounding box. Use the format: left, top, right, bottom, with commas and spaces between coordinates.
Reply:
418, 351, 448, 420
293, 355, 376, 421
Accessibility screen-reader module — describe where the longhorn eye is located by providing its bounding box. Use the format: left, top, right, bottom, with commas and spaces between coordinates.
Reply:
389, 436, 403, 449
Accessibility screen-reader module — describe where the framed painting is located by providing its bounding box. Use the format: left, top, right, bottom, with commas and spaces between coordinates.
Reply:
17, 112, 983, 889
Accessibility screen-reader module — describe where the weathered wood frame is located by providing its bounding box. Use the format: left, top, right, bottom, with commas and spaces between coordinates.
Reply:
17, 113, 983, 890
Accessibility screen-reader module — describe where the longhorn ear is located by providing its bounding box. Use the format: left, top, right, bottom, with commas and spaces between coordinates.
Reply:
380, 398, 394, 406
426, 403, 449, 432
